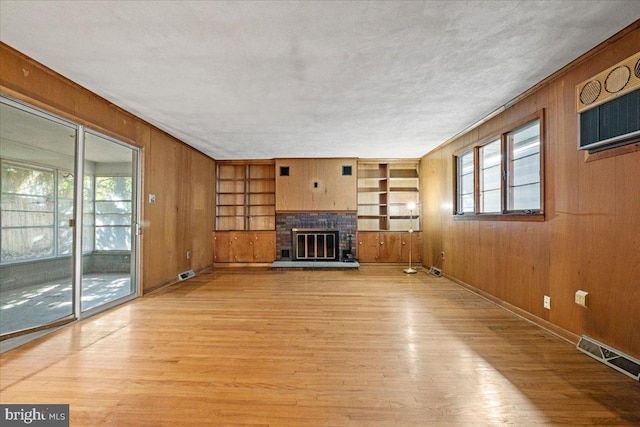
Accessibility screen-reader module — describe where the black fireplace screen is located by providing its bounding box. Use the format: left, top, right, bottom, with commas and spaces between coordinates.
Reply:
292, 229, 339, 261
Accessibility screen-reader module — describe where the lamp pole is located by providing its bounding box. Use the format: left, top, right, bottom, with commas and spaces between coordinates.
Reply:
404, 202, 417, 274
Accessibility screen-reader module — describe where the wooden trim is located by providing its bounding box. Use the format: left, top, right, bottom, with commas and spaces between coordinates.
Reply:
216, 159, 275, 165
445, 274, 581, 345
357, 158, 422, 164
277, 157, 359, 161
453, 213, 545, 222
277, 210, 357, 214
584, 141, 640, 162
213, 263, 272, 268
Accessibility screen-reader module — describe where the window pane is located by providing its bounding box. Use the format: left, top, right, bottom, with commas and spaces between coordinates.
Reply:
95, 201, 132, 214
482, 189, 501, 213
1, 164, 54, 196
58, 227, 73, 255
457, 151, 474, 213
96, 213, 131, 226
83, 225, 95, 253
95, 226, 131, 250
461, 193, 474, 212
508, 120, 541, 211
461, 173, 474, 194
479, 140, 501, 213
1, 227, 54, 262
96, 176, 132, 200
94, 176, 132, 251
1, 163, 56, 262
511, 183, 540, 210
3, 209, 54, 227
512, 153, 540, 186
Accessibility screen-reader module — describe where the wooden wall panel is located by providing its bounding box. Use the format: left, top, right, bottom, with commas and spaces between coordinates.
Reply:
419, 25, 640, 357
0, 42, 216, 295
275, 158, 357, 211
143, 130, 187, 291
189, 151, 216, 271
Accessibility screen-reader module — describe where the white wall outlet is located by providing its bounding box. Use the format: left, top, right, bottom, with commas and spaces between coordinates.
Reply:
149, 194, 156, 204
186, 251, 191, 259
575, 290, 589, 307
543, 295, 551, 310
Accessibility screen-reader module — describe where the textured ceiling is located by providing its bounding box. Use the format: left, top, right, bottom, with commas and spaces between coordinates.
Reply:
1, 1, 639, 160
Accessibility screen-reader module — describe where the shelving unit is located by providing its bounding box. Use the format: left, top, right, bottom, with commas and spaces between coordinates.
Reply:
357, 160, 419, 231
216, 161, 275, 231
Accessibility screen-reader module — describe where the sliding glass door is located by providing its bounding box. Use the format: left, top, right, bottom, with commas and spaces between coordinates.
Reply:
81, 131, 138, 313
0, 100, 78, 336
0, 97, 140, 341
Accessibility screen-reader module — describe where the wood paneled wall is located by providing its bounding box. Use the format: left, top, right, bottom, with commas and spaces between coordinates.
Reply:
419, 24, 640, 357
0, 42, 216, 294
275, 158, 357, 212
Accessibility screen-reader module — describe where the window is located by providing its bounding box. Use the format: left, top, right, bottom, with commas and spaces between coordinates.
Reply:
479, 139, 502, 213
1, 162, 55, 262
454, 114, 543, 218
507, 120, 541, 211
0, 162, 134, 263
94, 176, 132, 251
456, 151, 474, 214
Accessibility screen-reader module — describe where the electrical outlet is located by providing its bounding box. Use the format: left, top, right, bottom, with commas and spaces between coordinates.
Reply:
186, 251, 191, 259
543, 295, 551, 310
149, 194, 156, 204
440, 251, 445, 260
575, 290, 589, 307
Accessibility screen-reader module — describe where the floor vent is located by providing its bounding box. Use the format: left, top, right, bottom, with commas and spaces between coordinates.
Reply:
178, 270, 196, 281
429, 267, 442, 277
577, 335, 640, 381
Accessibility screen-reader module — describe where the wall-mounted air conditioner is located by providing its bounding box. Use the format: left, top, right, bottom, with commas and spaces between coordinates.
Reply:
576, 51, 640, 153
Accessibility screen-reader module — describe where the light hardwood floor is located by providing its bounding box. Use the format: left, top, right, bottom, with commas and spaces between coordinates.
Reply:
1, 266, 639, 426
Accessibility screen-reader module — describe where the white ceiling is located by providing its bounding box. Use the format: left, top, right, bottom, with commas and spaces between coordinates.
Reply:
1, 1, 639, 160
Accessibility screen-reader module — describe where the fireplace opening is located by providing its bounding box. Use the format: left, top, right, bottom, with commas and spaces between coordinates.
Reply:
292, 228, 339, 261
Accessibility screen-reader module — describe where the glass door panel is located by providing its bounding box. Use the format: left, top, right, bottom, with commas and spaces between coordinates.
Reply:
81, 132, 138, 312
0, 100, 77, 336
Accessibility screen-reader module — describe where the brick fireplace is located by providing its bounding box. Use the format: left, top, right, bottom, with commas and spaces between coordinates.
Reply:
276, 212, 357, 261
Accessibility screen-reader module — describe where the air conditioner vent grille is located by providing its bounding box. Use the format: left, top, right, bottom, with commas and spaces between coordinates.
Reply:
576, 51, 640, 113
604, 66, 630, 93
579, 80, 601, 105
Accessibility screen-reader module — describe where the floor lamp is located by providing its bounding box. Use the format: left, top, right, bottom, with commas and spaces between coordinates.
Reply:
403, 201, 417, 274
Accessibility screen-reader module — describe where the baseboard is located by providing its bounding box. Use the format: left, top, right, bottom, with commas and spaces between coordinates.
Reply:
213, 262, 273, 268
444, 274, 580, 345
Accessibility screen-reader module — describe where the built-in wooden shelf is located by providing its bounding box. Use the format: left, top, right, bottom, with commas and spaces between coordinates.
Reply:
216, 160, 275, 231
357, 160, 419, 231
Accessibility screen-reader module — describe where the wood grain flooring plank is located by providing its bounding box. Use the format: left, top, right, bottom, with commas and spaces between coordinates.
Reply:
1, 266, 639, 426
